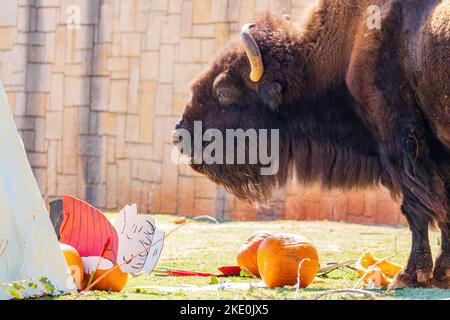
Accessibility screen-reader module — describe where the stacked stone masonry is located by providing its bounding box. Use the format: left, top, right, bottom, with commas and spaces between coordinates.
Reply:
0, 0, 405, 225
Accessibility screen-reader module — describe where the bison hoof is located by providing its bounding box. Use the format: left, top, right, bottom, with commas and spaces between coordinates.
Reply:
388, 269, 433, 289
432, 278, 450, 289
432, 265, 450, 289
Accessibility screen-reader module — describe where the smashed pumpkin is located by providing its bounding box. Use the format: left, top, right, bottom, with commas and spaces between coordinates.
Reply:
257, 233, 320, 288
236, 231, 272, 277
355, 248, 402, 286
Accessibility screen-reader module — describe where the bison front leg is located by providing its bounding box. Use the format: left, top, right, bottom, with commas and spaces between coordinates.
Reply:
387, 126, 447, 289
389, 204, 434, 288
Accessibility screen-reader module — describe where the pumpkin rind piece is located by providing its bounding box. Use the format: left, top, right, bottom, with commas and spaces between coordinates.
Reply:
355, 249, 402, 286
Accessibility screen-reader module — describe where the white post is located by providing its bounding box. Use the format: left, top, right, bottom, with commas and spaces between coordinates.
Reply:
0, 84, 76, 299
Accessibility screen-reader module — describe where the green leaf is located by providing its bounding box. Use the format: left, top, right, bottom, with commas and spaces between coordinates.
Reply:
28, 282, 38, 289
39, 277, 55, 294
239, 268, 254, 278
8, 289, 23, 299
12, 282, 25, 290
209, 276, 219, 285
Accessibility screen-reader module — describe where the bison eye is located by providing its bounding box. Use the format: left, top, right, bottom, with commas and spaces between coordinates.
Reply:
213, 72, 241, 106
218, 90, 233, 98
216, 89, 236, 106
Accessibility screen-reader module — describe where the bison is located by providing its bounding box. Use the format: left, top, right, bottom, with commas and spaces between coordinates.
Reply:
172, 0, 450, 289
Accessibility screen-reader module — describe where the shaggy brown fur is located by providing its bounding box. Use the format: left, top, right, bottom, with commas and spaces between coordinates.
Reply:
174, 0, 450, 288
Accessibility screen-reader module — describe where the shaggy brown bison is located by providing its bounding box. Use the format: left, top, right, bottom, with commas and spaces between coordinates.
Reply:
173, 0, 450, 289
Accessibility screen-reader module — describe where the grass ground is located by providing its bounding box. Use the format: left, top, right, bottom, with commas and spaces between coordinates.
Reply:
60, 214, 450, 300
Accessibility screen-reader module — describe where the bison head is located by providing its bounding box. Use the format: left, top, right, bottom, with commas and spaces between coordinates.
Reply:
171, 14, 304, 205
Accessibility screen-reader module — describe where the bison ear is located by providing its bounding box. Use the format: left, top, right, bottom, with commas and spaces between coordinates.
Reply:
259, 81, 283, 111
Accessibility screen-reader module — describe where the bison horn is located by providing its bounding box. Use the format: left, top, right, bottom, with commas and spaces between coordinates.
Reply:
241, 23, 264, 82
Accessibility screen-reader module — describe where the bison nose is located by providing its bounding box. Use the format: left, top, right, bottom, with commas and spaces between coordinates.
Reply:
171, 130, 182, 145
173, 118, 189, 145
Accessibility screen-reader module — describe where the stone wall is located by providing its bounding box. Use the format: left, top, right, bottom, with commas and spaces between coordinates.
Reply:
0, 0, 405, 225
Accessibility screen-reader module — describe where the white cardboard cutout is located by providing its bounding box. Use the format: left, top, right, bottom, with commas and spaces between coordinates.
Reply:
142, 229, 164, 274
114, 204, 164, 274
0, 84, 76, 299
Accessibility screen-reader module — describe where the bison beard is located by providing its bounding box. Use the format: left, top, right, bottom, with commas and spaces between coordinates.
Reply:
196, 85, 385, 205
175, 1, 450, 289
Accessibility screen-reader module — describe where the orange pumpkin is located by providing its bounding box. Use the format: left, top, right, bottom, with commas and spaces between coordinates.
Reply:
84, 265, 128, 292
236, 231, 272, 277
257, 234, 320, 288
60, 243, 84, 290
